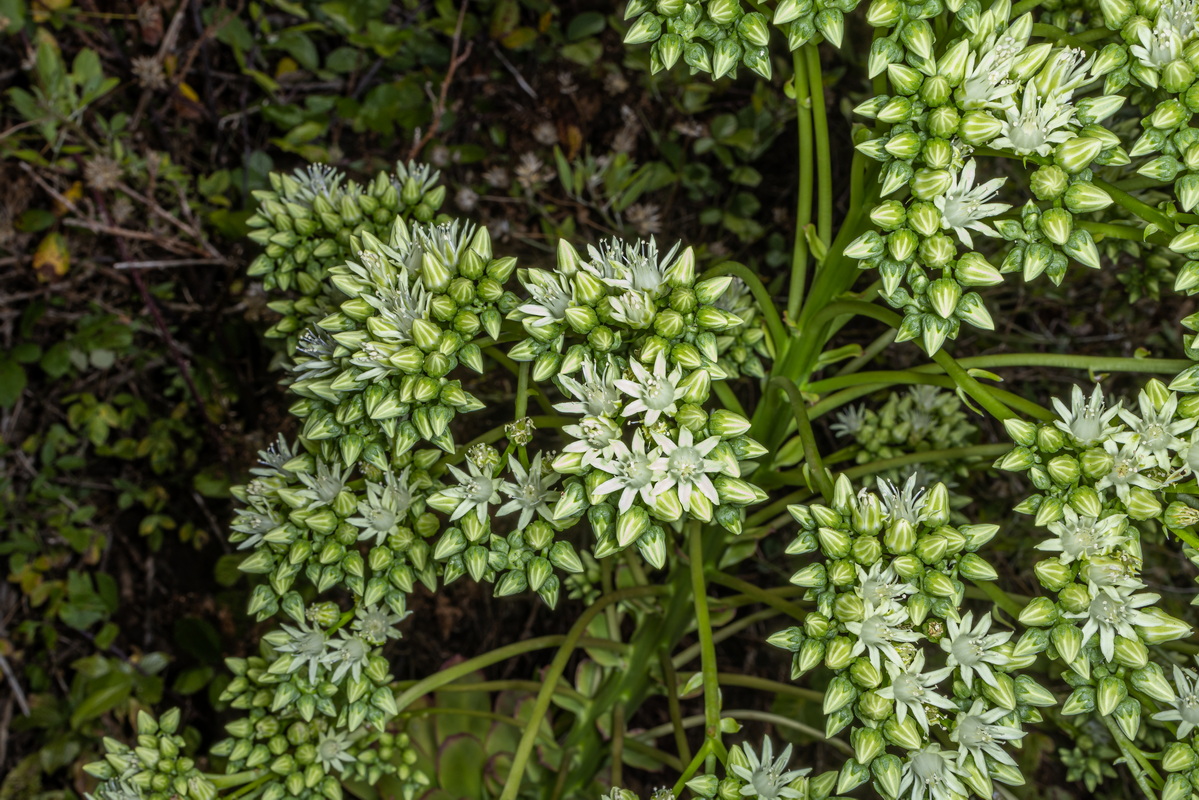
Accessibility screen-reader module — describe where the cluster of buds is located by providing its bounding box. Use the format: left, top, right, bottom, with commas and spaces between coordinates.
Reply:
711, 277, 772, 379
85, 711, 217, 800
231, 440, 441, 618
847, 3, 1128, 353
606, 736, 831, 800
292, 219, 511, 459
769, 474, 1048, 800
203, 614, 416, 800
997, 380, 1199, 780
507, 237, 770, 555
246, 162, 446, 352
1097, 0, 1199, 93
622, 0, 860, 79
426, 444, 587, 608
830, 386, 979, 490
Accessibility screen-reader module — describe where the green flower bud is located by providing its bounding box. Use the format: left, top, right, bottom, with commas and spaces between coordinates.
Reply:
927, 278, 962, 319
1019, 596, 1058, 627
920, 74, 952, 107
1163, 774, 1192, 800
858, 690, 894, 722
1013, 627, 1049, 659
712, 38, 743, 79
795, 638, 825, 676
625, 13, 663, 44
883, 715, 924, 750
1164, 743, 1199, 773
1112, 635, 1149, 668
837, 759, 871, 795
1096, 674, 1127, 716
888, 63, 925, 96
871, 754, 902, 799
959, 110, 1003, 144
910, 168, 954, 200
868, 36, 903, 78
737, 11, 770, 45
814, 8, 844, 47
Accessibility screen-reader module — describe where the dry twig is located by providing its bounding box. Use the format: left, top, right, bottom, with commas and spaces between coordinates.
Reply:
408, 0, 473, 161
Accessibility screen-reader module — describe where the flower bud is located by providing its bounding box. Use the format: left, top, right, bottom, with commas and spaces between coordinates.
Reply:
1112, 635, 1149, 669
871, 754, 902, 798
625, 13, 663, 44
883, 715, 924, 751
1164, 743, 1199, 773
737, 11, 770, 45
1096, 674, 1127, 716
910, 168, 954, 200
959, 110, 1003, 144
1018, 596, 1058, 627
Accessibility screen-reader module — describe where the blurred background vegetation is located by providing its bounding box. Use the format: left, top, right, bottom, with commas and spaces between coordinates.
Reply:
0, 1, 1186, 798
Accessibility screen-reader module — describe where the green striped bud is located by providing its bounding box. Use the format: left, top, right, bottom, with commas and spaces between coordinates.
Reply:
1018, 596, 1058, 627
824, 635, 855, 669
927, 278, 961, 319
712, 38, 742, 80
1097, 675, 1127, 716
899, 19, 933, 60
815, 8, 844, 47
871, 754, 902, 798
857, 689, 893, 723
837, 759, 871, 795
1163, 743, 1199, 773
737, 12, 770, 45
883, 715, 923, 751
959, 110, 1003, 144
1112, 635, 1149, 669
958, 552, 997, 581
1130, 662, 1177, 703
625, 13, 663, 44
910, 168, 954, 200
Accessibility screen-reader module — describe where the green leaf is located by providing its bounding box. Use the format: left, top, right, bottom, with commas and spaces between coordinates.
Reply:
214, 554, 244, 587
12, 342, 41, 363
560, 39, 603, 66
69, 672, 132, 728
490, 0, 520, 39
193, 466, 231, 499
567, 12, 606, 41
274, 30, 319, 71
0, 0, 27, 33
14, 208, 56, 232
437, 735, 486, 799
173, 666, 214, 695
0, 358, 26, 409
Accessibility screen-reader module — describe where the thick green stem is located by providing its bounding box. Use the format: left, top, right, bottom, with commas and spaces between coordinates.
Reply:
497, 586, 666, 800
1101, 714, 1164, 794
514, 360, 530, 421
1094, 178, 1178, 234
805, 44, 833, 247
689, 522, 722, 773
714, 672, 825, 705
788, 48, 815, 322
671, 740, 713, 796
770, 376, 834, 499
395, 634, 630, 713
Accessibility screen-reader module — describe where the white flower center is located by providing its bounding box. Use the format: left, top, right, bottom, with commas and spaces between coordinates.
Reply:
668, 446, 703, 482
